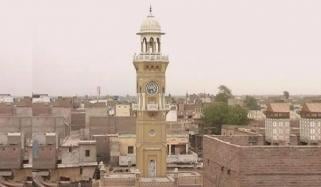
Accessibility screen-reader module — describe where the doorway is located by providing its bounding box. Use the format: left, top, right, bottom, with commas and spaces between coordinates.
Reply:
148, 160, 156, 177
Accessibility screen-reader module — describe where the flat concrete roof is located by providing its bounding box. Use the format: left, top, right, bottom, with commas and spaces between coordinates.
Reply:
205, 135, 321, 148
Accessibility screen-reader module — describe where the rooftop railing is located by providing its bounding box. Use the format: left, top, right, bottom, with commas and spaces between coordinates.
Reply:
133, 53, 169, 62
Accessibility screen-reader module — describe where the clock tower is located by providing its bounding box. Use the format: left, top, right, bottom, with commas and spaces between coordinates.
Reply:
133, 8, 169, 177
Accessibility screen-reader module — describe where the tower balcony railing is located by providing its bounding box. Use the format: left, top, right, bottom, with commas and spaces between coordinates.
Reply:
132, 103, 171, 111
167, 151, 198, 164
132, 104, 139, 111
119, 154, 136, 166
147, 103, 158, 111
133, 53, 169, 62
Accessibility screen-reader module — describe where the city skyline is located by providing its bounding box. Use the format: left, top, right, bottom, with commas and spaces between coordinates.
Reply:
1, 0, 321, 96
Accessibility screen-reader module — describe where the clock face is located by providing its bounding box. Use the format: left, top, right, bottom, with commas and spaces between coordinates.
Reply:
145, 81, 159, 95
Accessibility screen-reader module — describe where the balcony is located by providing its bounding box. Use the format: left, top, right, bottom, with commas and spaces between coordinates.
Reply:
133, 54, 169, 62
132, 103, 171, 111
132, 104, 139, 111
119, 154, 136, 166
167, 152, 198, 164
118, 153, 198, 167
147, 104, 158, 111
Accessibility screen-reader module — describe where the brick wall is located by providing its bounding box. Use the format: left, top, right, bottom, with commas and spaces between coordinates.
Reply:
89, 116, 136, 135
240, 146, 321, 186
71, 111, 85, 131
52, 107, 72, 124
33, 145, 57, 169
32, 116, 67, 140
215, 135, 265, 146
93, 136, 110, 163
89, 117, 117, 134
0, 116, 32, 141
0, 104, 15, 115
0, 145, 22, 169
32, 103, 52, 116
203, 135, 321, 187
203, 136, 241, 187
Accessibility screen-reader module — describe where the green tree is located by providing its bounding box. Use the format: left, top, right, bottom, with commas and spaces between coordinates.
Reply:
215, 85, 232, 103
202, 103, 248, 134
215, 93, 229, 103
244, 96, 260, 110
202, 102, 228, 134
218, 85, 232, 96
226, 105, 249, 125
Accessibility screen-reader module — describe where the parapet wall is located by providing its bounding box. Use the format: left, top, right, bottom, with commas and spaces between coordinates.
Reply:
203, 135, 321, 187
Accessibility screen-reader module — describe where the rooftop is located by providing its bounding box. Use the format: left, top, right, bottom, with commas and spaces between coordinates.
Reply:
267, 103, 290, 113
206, 135, 321, 147
302, 102, 321, 113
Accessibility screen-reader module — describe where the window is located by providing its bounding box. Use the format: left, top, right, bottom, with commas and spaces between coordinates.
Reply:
68, 147, 72, 152
128, 146, 134, 154
85, 150, 90, 157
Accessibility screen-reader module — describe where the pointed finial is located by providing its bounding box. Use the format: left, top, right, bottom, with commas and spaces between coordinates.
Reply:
149, 4, 153, 17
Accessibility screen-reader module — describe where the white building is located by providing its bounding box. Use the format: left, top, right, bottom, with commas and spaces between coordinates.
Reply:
166, 105, 177, 122
32, 94, 50, 103
0, 94, 14, 103
265, 103, 290, 144
247, 110, 266, 120
115, 104, 131, 117
300, 103, 321, 144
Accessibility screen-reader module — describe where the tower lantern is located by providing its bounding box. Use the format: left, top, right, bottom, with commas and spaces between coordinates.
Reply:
136, 7, 164, 54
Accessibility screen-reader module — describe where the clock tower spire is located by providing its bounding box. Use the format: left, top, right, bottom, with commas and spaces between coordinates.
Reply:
133, 8, 169, 177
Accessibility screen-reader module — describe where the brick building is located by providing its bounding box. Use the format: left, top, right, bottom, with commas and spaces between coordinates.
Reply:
71, 109, 86, 131
32, 133, 57, 169
203, 135, 321, 187
0, 132, 32, 186
89, 116, 136, 135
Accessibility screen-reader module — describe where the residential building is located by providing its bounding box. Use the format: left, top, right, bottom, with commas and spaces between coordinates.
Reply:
265, 103, 290, 144
300, 102, 321, 144
115, 104, 131, 117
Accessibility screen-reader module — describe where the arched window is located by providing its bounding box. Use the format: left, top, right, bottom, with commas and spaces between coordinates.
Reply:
149, 37, 155, 53
142, 37, 147, 53
157, 38, 160, 53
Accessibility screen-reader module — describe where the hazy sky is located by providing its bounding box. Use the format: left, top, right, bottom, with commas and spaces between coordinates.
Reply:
1, 0, 321, 96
